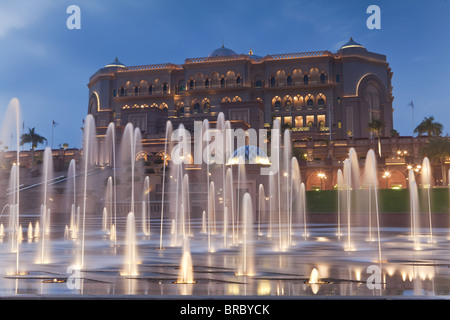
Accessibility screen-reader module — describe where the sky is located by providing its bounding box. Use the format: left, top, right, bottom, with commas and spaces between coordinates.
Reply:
0, 0, 449, 149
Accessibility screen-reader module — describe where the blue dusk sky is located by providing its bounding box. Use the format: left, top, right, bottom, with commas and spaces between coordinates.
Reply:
0, 0, 449, 149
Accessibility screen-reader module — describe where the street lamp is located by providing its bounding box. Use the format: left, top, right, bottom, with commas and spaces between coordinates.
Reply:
382, 170, 391, 189
317, 172, 326, 190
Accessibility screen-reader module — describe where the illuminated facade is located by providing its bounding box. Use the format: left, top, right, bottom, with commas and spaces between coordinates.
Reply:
87, 38, 435, 193
88, 38, 394, 143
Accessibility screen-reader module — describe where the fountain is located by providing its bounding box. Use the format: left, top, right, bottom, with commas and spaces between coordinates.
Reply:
121, 211, 139, 276
1, 98, 22, 275
363, 149, 383, 263
78, 114, 97, 269
0, 98, 448, 298
236, 192, 255, 277
37, 147, 53, 264
159, 121, 173, 250
409, 170, 421, 250
421, 157, 433, 243
175, 237, 195, 284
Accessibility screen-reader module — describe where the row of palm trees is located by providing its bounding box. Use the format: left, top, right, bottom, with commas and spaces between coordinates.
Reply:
16, 116, 450, 186
368, 115, 450, 185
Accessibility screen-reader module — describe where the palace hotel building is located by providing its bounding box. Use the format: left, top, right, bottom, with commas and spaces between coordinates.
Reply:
86, 38, 433, 191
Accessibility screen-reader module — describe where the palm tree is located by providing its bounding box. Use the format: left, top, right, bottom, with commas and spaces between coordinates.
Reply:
419, 136, 450, 185
20, 127, 47, 167
368, 118, 385, 156
414, 116, 443, 137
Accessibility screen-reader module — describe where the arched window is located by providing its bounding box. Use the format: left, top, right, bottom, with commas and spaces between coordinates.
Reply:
134, 85, 139, 96
139, 80, 148, 95
283, 95, 292, 111
205, 78, 210, 88
303, 74, 309, 85
189, 79, 194, 90
317, 93, 326, 108
276, 70, 286, 86
221, 96, 231, 103
232, 96, 242, 102
153, 79, 161, 93
160, 102, 168, 110
150, 103, 158, 108
191, 99, 200, 114
202, 98, 211, 113
193, 103, 200, 113
210, 72, 220, 87
220, 77, 225, 88
306, 94, 314, 108
226, 70, 235, 86
194, 72, 204, 89
294, 95, 303, 110
120, 86, 125, 96
270, 76, 276, 87
176, 102, 185, 116
177, 80, 185, 93
293, 69, 302, 85
286, 75, 292, 86
148, 85, 153, 95
254, 74, 263, 88
162, 82, 168, 94
309, 68, 320, 83
236, 75, 241, 86
320, 73, 326, 84
272, 96, 282, 110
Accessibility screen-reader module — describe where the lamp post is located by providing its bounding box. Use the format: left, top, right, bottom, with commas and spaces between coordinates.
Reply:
382, 171, 391, 189
318, 172, 326, 191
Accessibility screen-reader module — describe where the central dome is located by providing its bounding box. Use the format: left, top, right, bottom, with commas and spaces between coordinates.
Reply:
227, 145, 271, 165
209, 44, 237, 57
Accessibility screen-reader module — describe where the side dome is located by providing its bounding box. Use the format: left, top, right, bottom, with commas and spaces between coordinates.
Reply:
105, 57, 126, 68
209, 44, 237, 57
339, 37, 366, 51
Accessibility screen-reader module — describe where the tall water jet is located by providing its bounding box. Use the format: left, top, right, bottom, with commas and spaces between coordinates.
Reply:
121, 212, 139, 276
409, 170, 421, 250
159, 121, 173, 250
208, 181, 216, 253
258, 184, 265, 236
105, 123, 118, 243
67, 159, 78, 238
343, 159, 354, 251
283, 129, 292, 247
122, 123, 142, 216
169, 123, 189, 246
421, 157, 433, 243
225, 167, 236, 245
364, 150, 382, 263
142, 176, 151, 236
79, 114, 97, 269
37, 147, 54, 264
1, 98, 22, 274
236, 193, 255, 277
290, 157, 302, 243
336, 169, 344, 237
342, 148, 360, 251
300, 183, 307, 240
103, 176, 114, 233
175, 237, 195, 284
